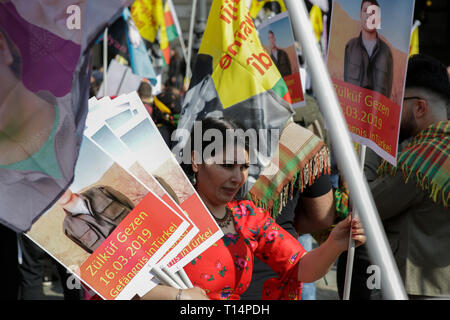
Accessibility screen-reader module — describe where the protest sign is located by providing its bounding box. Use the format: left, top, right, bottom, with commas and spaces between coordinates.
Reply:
111, 92, 224, 272
327, 0, 414, 164
84, 101, 199, 273
258, 12, 305, 108
26, 135, 189, 300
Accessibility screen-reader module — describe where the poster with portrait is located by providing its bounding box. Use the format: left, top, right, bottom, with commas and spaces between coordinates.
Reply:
110, 92, 224, 273
26, 135, 190, 300
327, 0, 415, 165
84, 102, 199, 272
257, 12, 305, 109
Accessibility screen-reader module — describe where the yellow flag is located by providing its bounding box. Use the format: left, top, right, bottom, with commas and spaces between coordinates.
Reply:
249, 0, 286, 19
130, 0, 161, 43
309, 5, 323, 43
199, 0, 290, 109
409, 22, 420, 57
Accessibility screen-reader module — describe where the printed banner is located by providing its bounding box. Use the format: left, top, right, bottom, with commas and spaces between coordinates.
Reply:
327, 0, 415, 164
258, 12, 305, 108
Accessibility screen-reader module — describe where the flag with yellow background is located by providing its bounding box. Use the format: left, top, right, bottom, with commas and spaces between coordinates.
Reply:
174, 0, 294, 196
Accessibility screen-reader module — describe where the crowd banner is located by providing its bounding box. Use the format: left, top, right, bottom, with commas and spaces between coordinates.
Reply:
26, 135, 190, 300
0, 0, 133, 232
327, 0, 415, 165
174, 0, 294, 197
257, 11, 305, 109
284, 0, 408, 299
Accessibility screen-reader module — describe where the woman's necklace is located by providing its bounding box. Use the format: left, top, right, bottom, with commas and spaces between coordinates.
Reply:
214, 206, 233, 228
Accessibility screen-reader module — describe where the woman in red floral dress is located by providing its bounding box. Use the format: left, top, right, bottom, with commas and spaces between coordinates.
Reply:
143, 118, 365, 300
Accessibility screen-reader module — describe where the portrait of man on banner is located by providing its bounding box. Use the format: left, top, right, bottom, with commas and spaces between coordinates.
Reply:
327, 0, 414, 165
343, 0, 393, 99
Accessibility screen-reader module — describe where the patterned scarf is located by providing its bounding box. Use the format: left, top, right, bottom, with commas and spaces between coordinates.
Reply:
377, 121, 450, 208
248, 121, 331, 218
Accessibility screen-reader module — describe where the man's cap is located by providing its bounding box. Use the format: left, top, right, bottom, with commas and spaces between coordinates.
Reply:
406, 54, 450, 99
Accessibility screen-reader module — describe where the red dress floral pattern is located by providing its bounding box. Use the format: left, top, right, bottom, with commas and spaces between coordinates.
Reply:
184, 200, 307, 300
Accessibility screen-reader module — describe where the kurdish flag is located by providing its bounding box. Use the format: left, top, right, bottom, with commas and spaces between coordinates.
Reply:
164, 0, 182, 42
174, 0, 294, 196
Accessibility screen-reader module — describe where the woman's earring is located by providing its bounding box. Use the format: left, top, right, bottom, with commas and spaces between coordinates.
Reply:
191, 173, 197, 186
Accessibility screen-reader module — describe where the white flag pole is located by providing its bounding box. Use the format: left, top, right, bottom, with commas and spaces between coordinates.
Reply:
343, 145, 366, 300
103, 27, 108, 97
185, 0, 198, 84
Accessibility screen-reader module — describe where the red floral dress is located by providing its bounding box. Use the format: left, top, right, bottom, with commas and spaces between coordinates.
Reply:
184, 200, 307, 300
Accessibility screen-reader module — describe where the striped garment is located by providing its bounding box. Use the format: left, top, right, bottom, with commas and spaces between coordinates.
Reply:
377, 120, 450, 208
248, 121, 331, 218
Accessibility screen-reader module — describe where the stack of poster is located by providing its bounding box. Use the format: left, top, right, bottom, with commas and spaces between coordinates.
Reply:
26, 92, 224, 300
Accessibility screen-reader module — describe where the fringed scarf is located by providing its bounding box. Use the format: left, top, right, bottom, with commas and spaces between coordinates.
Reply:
377, 121, 450, 208
248, 121, 331, 218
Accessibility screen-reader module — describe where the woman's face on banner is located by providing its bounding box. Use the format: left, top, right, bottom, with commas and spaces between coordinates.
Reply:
11, 0, 86, 44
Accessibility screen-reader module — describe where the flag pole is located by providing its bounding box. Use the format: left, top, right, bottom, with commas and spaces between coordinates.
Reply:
284, 0, 407, 300
103, 27, 108, 97
185, 0, 198, 84
342, 145, 366, 300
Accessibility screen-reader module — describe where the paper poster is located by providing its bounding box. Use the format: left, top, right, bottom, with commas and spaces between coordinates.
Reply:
97, 59, 142, 98
327, 0, 414, 165
84, 111, 199, 272
258, 11, 305, 108
26, 136, 189, 300
112, 92, 224, 272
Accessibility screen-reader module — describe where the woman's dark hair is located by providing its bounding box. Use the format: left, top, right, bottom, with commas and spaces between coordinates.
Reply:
181, 117, 250, 184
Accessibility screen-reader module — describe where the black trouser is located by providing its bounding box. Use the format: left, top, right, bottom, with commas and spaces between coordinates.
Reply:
0, 224, 19, 300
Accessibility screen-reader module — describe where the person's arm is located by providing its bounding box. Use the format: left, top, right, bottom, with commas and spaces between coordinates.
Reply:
298, 215, 365, 283
294, 190, 335, 234
294, 174, 335, 235
140, 284, 209, 300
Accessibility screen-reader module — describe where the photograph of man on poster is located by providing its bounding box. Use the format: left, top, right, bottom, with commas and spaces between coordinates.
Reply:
268, 30, 292, 77
343, 0, 393, 99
